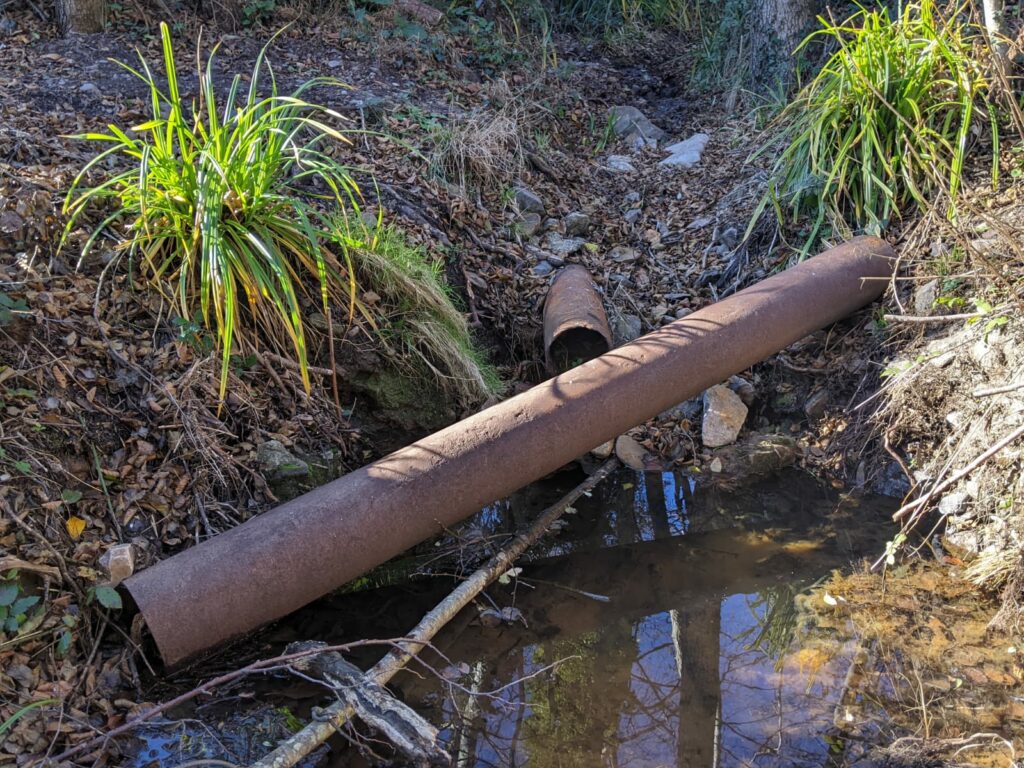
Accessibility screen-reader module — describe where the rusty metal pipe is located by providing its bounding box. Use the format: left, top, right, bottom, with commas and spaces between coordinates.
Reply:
125, 236, 894, 666
543, 265, 612, 374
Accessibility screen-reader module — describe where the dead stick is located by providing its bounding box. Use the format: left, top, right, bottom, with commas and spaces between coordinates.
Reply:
252, 457, 621, 768
49, 640, 404, 764
973, 380, 1024, 398
882, 311, 992, 323
892, 422, 1024, 522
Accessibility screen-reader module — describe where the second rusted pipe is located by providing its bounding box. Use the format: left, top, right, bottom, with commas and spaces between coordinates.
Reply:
125, 236, 894, 666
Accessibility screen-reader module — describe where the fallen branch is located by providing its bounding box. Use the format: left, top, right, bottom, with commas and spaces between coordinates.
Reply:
252, 457, 621, 768
891, 422, 1024, 523
882, 311, 991, 323
49, 639, 403, 764
973, 380, 1024, 398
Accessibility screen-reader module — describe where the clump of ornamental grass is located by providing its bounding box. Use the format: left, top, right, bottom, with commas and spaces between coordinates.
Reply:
62, 22, 363, 402
336, 220, 499, 405
758, 0, 997, 250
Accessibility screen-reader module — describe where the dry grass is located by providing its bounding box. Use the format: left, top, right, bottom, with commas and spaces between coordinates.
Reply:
430, 81, 526, 196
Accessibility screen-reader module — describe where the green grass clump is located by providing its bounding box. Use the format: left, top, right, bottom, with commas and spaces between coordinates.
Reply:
761, 0, 997, 247
339, 222, 500, 406
62, 22, 363, 402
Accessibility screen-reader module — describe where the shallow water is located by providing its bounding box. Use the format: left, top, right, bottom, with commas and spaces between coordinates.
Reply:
132, 467, 906, 767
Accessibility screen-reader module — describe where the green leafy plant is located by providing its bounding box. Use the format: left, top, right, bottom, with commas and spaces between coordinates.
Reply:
0, 292, 27, 326
758, 1, 997, 250
0, 571, 41, 635
62, 23, 364, 402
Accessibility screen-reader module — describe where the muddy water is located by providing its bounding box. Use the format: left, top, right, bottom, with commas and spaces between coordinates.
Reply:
132, 468, 906, 767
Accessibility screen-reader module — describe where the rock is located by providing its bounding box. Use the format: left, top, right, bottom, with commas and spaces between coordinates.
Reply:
939, 491, 969, 517
873, 460, 912, 497
804, 389, 829, 420
0, 16, 17, 36
609, 245, 639, 263
517, 212, 542, 237
615, 434, 648, 470
532, 260, 554, 277
743, 435, 800, 475
591, 440, 615, 459
675, 308, 692, 320
719, 227, 738, 249
608, 105, 667, 143
79, 82, 101, 97
545, 232, 585, 257
257, 440, 310, 479
688, 215, 713, 230
659, 133, 710, 169
624, 191, 642, 204
702, 384, 748, 448
327, 59, 343, 68
727, 375, 756, 407
709, 457, 723, 473
99, 544, 135, 587
914, 278, 940, 314
563, 212, 591, 237
514, 186, 544, 214
624, 209, 642, 225
606, 155, 637, 173
611, 313, 643, 344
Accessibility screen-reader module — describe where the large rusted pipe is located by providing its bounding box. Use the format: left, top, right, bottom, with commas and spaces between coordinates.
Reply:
125, 236, 893, 666
543, 265, 612, 374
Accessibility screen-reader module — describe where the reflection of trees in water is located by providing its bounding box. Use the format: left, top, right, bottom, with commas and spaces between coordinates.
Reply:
735, 584, 803, 668
672, 599, 722, 768
522, 622, 637, 768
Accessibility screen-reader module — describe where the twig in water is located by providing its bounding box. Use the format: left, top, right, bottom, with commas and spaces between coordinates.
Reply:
251, 457, 621, 768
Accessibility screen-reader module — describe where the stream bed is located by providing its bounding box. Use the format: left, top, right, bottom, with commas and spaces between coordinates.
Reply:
130, 467, 1021, 767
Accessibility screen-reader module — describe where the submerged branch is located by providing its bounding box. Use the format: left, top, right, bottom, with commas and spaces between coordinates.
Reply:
252, 456, 621, 768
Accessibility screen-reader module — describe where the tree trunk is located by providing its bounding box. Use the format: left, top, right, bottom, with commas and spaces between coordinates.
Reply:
748, 0, 817, 91
672, 599, 722, 768
55, 0, 107, 35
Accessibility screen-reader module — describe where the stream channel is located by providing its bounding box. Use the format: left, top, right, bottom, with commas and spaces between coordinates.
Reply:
132, 466, 904, 767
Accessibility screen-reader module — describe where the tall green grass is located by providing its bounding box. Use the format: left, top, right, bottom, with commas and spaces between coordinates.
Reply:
759, 0, 997, 248
62, 23, 363, 402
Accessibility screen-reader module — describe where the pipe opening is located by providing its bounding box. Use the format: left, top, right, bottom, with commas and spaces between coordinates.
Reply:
547, 327, 612, 373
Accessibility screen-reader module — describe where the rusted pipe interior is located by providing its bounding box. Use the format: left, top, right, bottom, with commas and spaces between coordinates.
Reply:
124, 236, 895, 666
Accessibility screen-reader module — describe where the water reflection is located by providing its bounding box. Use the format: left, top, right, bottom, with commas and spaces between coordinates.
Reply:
383, 471, 896, 768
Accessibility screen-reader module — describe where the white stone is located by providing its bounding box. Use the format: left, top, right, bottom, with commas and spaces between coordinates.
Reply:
702, 384, 748, 448
659, 133, 710, 169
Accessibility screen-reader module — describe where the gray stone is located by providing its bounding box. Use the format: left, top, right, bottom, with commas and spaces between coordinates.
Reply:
611, 313, 643, 344
688, 215, 713, 230
0, 16, 17, 36
78, 82, 101, 100
563, 212, 591, 237
547, 253, 566, 268
532, 260, 554, 277
608, 105, 667, 143
914, 278, 940, 314
804, 389, 829, 420
938, 491, 969, 517
609, 245, 639, 263
675, 308, 692, 320
624, 209, 642, 225
719, 226, 738, 249
727, 375, 756, 407
591, 440, 615, 459
545, 232, 585, 257
517, 212, 542, 237
257, 440, 310, 479
659, 133, 710, 169
702, 384, 748, 448
606, 155, 637, 173
515, 186, 545, 214
624, 191, 642, 204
